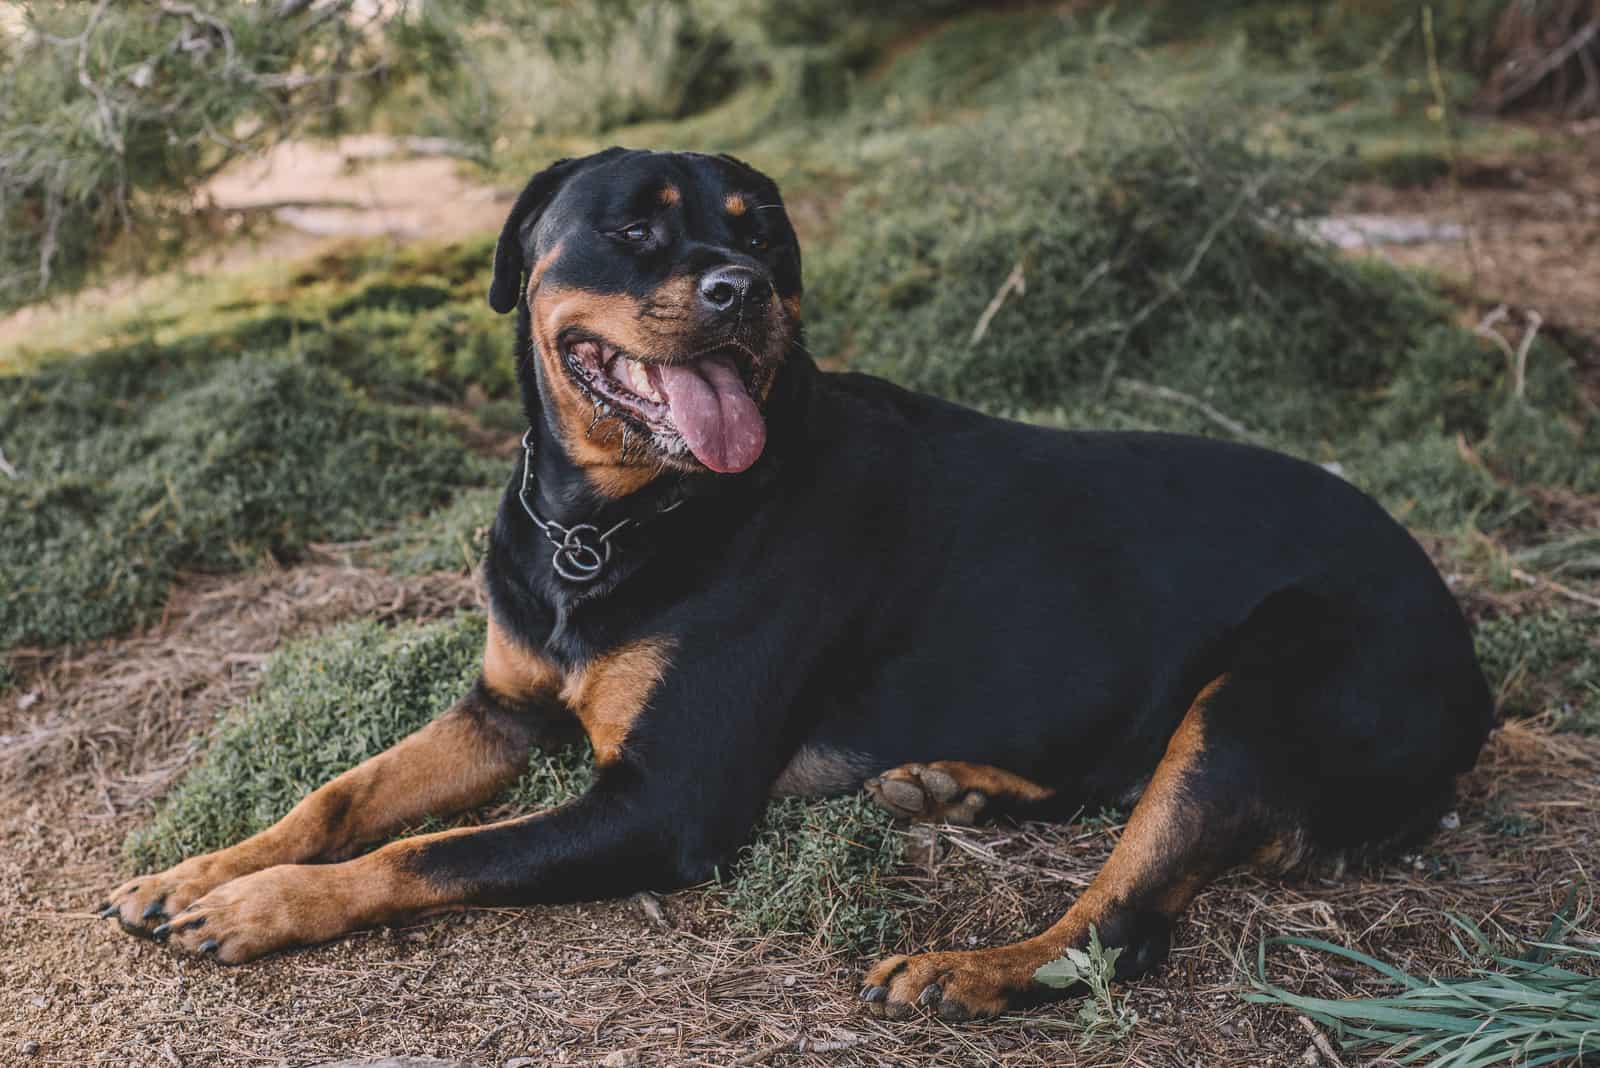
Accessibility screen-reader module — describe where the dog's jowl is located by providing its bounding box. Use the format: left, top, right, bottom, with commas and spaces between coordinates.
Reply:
101, 149, 1494, 1022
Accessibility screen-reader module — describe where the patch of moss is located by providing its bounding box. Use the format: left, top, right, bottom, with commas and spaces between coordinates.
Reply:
0, 351, 474, 650
1474, 610, 1600, 734
717, 794, 908, 954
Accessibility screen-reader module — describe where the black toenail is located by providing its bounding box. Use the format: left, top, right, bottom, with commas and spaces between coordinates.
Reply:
152, 922, 171, 939
860, 985, 887, 1003
98, 904, 120, 919
918, 983, 943, 1007
199, 939, 219, 954
141, 900, 166, 922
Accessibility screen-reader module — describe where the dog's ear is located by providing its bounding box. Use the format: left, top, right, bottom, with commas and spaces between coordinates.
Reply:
488, 150, 624, 314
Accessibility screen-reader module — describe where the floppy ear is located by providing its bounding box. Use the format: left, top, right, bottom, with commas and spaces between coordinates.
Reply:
488, 151, 625, 314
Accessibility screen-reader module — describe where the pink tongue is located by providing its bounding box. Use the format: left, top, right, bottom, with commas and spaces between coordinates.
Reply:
653, 354, 766, 474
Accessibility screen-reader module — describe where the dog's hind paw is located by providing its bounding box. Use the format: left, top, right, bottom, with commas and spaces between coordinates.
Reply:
864, 763, 989, 824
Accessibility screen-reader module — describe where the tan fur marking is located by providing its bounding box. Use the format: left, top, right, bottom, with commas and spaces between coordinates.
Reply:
926, 761, 1054, 803
560, 638, 673, 764
484, 616, 560, 702
162, 815, 537, 963
526, 242, 564, 296
781, 294, 802, 324
724, 193, 747, 216
658, 185, 681, 206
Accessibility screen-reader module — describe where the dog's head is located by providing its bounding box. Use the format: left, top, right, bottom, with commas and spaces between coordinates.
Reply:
489, 149, 803, 491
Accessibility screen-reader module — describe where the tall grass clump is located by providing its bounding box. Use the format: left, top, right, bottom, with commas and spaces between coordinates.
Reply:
1248, 903, 1600, 1066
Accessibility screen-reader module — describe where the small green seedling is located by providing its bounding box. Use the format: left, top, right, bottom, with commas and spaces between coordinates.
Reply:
1034, 924, 1140, 1044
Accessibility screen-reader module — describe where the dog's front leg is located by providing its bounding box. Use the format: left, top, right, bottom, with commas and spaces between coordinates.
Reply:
154, 772, 723, 962
101, 620, 571, 935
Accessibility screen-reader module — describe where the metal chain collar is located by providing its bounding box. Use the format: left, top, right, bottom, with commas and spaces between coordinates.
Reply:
517, 429, 681, 583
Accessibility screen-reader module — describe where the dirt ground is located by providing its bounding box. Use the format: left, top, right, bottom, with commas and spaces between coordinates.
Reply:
4, 124, 1600, 1067
1, 554, 1596, 1068
1336, 119, 1600, 350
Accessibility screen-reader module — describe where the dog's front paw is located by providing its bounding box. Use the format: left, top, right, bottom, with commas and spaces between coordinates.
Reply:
865, 763, 989, 824
155, 864, 349, 964
859, 948, 1035, 1022
98, 854, 237, 937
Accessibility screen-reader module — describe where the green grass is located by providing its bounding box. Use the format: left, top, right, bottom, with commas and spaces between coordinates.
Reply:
1247, 904, 1600, 1066
718, 794, 907, 954
0, 351, 474, 650
0, 237, 519, 653
1475, 611, 1600, 734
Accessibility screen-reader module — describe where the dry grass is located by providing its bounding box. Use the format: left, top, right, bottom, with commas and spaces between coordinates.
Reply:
0, 564, 478, 812
1, 559, 1596, 1066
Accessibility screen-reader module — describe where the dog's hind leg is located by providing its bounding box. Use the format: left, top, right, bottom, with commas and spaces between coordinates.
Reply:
100, 619, 573, 935
860, 673, 1302, 1021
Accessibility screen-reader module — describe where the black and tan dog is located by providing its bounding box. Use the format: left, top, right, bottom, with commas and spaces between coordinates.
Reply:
100, 148, 1495, 1022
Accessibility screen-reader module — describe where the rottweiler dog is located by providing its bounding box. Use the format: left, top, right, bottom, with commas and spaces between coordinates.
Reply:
101, 148, 1495, 1022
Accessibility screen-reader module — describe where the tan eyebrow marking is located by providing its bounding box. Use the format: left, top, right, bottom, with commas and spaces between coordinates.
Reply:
658, 185, 681, 206
723, 194, 747, 216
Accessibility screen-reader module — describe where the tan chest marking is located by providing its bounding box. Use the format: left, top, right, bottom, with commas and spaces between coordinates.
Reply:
483, 617, 561, 703
559, 638, 674, 765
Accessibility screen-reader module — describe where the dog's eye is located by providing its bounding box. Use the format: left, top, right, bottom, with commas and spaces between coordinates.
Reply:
616, 223, 651, 243
746, 234, 769, 252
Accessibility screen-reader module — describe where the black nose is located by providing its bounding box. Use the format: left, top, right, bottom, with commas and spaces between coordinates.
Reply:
699, 265, 761, 314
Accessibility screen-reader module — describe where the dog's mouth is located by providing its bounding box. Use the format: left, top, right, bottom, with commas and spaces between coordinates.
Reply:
561, 335, 769, 474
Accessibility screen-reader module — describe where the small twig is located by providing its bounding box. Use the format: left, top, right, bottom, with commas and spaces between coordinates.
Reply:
970, 259, 1026, 345
1497, 18, 1600, 111
1470, 528, 1600, 611
1296, 1015, 1349, 1068
0, 445, 17, 479
1512, 310, 1542, 401
1114, 378, 1268, 446
729, 1030, 801, 1066
1473, 305, 1543, 400
1510, 565, 1600, 611
800, 1030, 867, 1053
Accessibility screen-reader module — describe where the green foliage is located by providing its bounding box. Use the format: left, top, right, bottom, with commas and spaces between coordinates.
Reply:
365, 485, 503, 577
1247, 904, 1600, 1066
1035, 925, 1141, 1044
0, 349, 472, 651
1474, 611, 1600, 733
717, 794, 908, 954
125, 615, 488, 871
